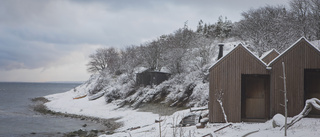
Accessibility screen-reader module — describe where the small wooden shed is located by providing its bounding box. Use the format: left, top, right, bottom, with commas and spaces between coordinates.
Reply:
209, 38, 320, 123
136, 70, 171, 87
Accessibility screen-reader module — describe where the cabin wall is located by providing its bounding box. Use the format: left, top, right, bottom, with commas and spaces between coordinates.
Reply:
136, 72, 151, 86
270, 39, 320, 117
209, 46, 269, 123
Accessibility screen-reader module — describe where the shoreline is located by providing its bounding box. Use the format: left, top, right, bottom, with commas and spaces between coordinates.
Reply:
31, 97, 122, 136
33, 91, 320, 137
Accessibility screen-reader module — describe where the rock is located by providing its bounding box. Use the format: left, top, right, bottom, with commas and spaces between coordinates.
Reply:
155, 119, 163, 123
200, 117, 209, 124
272, 114, 285, 128
82, 124, 87, 127
91, 129, 98, 133
201, 112, 209, 118
196, 123, 205, 129
105, 131, 113, 135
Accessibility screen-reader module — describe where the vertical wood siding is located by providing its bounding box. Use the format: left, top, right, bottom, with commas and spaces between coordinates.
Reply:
209, 45, 269, 123
269, 38, 320, 117
209, 38, 320, 123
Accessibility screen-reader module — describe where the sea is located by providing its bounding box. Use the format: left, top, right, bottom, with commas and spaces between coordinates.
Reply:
0, 82, 104, 137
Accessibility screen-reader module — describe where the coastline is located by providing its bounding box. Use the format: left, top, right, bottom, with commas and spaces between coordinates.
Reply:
41, 89, 320, 137
31, 97, 121, 136
42, 89, 166, 135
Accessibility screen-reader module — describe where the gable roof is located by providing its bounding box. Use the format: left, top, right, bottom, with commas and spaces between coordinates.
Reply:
209, 43, 267, 70
209, 37, 320, 71
260, 49, 279, 60
260, 49, 280, 65
268, 37, 320, 66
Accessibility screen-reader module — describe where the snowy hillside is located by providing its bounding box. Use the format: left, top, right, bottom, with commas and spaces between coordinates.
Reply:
71, 41, 239, 109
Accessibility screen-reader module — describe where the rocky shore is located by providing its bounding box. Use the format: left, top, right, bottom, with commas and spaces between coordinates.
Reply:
31, 97, 122, 137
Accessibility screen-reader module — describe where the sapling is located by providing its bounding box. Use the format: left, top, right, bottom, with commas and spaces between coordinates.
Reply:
280, 62, 288, 136
216, 89, 228, 123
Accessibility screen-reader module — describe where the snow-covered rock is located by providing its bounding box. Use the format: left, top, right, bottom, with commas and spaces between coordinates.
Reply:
272, 113, 285, 128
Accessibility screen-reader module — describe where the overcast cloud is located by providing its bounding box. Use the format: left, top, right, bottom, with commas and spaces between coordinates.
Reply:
0, 0, 289, 82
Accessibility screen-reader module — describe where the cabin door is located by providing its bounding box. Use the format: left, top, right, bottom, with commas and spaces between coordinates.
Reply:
305, 69, 320, 116
242, 75, 270, 120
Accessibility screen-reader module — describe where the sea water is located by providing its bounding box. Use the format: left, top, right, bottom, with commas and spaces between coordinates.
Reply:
0, 82, 104, 137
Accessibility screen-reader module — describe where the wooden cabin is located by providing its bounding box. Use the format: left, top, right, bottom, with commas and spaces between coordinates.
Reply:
209, 44, 269, 122
136, 70, 171, 87
268, 38, 320, 117
209, 38, 320, 123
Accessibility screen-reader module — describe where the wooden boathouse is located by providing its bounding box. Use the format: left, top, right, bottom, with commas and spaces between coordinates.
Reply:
209, 38, 320, 123
136, 69, 171, 87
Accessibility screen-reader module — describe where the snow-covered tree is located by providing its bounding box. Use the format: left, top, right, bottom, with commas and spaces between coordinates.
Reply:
140, 36, 167, 71
213, 16, 233, 42
120, 46, 143, 74
87, 47, 120, 73
309, 0, 320, 40
289, 0, 312, 39
234, 5, 296, 56
164, 27, 195, 74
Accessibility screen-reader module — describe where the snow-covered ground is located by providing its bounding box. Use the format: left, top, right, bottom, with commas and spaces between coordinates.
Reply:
45, 89, 320, 137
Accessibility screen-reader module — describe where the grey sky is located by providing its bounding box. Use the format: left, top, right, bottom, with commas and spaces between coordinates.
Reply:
0, 0, 289, 82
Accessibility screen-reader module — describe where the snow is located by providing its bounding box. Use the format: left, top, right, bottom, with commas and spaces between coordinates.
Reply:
45, 89, 320, 137
272, 114, 285, 127
268, 37, 320, 65
45, 90, 158, 132
200, 117, 209, 123
208, 42, 240, 69
209, 42, 267, 70
217, 99, 228, 123
310, 40, 320, 49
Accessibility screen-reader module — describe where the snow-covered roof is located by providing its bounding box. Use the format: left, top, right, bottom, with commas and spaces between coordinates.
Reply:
209, 43, 267, 69
310, 40, 320, 50
134, 67, 148, 74
268, 37, 320, 66
210, 37, 320, 70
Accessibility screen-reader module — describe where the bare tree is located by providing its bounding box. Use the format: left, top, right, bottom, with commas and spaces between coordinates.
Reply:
280, 62, 288, 136
120, 46, 143, 76
87, 47, 120, 73
309, 0, 320, 39
289, 0, 312, 38
164, 27, 195, 74
140, 36, 167, 71
186, 34, 215, 72
216, 90, 228, 123
234, 5, 296, 55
